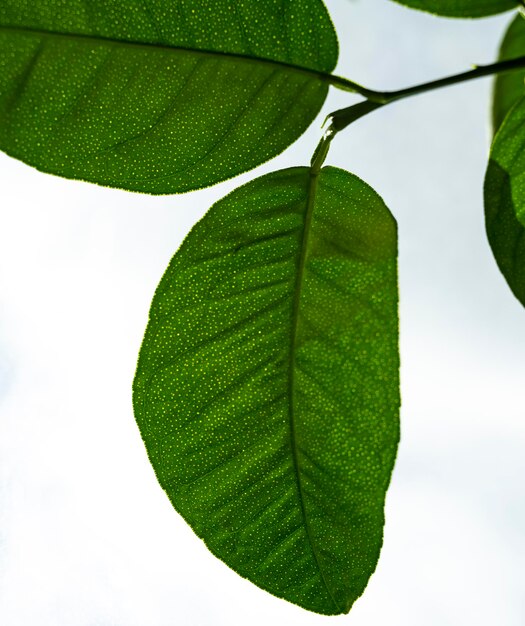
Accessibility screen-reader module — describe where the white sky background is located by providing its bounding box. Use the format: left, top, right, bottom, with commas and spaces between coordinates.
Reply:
1, 0, 525, 624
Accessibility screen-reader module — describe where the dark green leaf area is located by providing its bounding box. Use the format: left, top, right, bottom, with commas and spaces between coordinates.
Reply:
133, 166, 399, 614
391, 0, 517, 18
493, 15, 525, 133
0, 1, 338, 194
485, 97, 525, 306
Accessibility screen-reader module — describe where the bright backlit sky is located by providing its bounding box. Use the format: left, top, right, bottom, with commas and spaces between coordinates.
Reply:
1, 1, 524, 625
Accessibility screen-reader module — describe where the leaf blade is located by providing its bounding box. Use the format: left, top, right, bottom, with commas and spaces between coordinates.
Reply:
0, 1, 338, 193
133, 166, 399, 614
492, 14, 525, 133
390, 0, 517, 18
485, 96, 525, 306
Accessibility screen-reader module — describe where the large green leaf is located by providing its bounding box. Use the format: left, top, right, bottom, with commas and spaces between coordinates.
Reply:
485, 96, 525, 306
390, 0, 517, 18
133, 166, 399, 614
493, 14, 525, 133
0, 1, 337, 194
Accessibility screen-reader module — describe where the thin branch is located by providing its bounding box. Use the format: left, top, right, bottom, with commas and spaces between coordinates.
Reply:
329, 55, 525, 104
328, 55, 525, 130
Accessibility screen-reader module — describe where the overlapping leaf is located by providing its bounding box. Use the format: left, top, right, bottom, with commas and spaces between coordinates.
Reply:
493, 14, 525, 133
0, 1, 337, 193
391, 0, 517, 18
485, 96, 525, 306
133, 166, 399, 614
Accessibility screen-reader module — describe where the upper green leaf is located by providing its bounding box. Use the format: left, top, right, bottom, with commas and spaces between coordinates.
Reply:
0, 1, 337, 194
485, 96, 525, 306
133, 166, 399, 614
492, 14, 525, 133
390, 0, 517, 18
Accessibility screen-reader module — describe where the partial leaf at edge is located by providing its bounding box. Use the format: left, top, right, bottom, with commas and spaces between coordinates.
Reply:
493, 14, 525, 133
390, 0, 517, 18
485, 96, 525, 306
133, 166, 399, 614
0, 1, 338, 194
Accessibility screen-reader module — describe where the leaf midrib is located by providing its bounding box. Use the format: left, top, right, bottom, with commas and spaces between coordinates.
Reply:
288, 168, 340, 614
0, 24, 334, 85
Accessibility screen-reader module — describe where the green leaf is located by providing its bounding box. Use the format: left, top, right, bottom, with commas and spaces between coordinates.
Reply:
390, 0, 517, 18
0, 1, 337, 194
493, 14, 525, 133
133, 166, 399, 614
485, 96, 525, 306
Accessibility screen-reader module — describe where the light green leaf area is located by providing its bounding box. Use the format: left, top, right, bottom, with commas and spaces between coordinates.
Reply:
0, 1, 337, 194
485, 96, 525, 306
493, 15, 525, 133
390, 0, 517, 18
133, 166, 399, 614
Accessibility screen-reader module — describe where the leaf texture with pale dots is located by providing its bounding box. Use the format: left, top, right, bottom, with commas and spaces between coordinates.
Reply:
0, 1, 337, 193
133, 166, 400, 614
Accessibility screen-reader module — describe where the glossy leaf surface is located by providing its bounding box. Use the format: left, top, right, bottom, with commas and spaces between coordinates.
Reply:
0, 1, 337, 193
391, 0, 517, 18
133, 166, 399, 614
485, 97, 525, 306
493, 14, 525, 133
